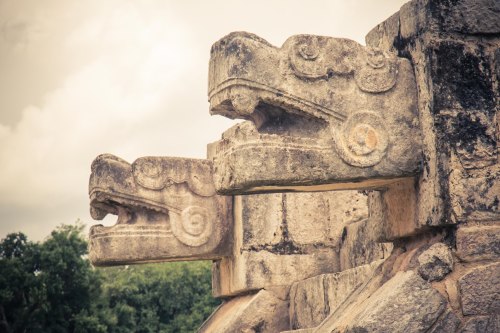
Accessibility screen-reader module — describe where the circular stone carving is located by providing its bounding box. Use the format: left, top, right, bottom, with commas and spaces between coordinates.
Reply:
333, 111, 389, 167
170, 206, 212, 247
355, 48, 397, 93
288, 36, 326, 79
365, 48, 386, 69
133, 158, 166, 190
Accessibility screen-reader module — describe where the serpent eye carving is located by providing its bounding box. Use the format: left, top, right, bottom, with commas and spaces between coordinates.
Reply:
289, 36, 327, 79
298, 39, 320, 60
133, 158, 167, 190
333, 111, 389, 167
171, 206, 213, 247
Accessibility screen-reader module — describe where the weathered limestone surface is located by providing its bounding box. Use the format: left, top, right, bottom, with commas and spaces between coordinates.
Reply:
288, 260, 383, 330
367, 179, 424, 241
429, 0, 500, 34
417, 242, 453, 282
459, 315, 500, 333
458, 262, 500, 316
456, 224, 500, 262
315, 270, 447, 332
281, 329, 315, 333
208, 32, 421, 194
88, 154, 232, 265
212, 191, 387, 297
338, 218, 391, 271
198, 289, 289, 333
427, 309, 461, 333
366, 0, 500, 229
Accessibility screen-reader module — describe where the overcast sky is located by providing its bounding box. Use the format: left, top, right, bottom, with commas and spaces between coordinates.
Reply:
0, 0, 408, 241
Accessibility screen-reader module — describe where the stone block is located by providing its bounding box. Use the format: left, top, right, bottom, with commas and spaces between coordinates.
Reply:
212, 249, 338, 297
212, 191, 368, 297
339, 218, 391, 271
459, 315, 500, 333
448, 165, 500, 223
367, 0, 500, 46
432, 0, 500, 35
88, 154, 232, 266
316, 271, 447, 332
198, 289, 289, 333
417, 242, 453, 282
427, 309, 461, 333
429, 40, 496, 114
367, 0, 500, 232
459, 262, 500, 316
286, 191, 369, 244
368, 179, 423, 241
456, 224, 500, 262
288, 261, 383, 330
239, 191, 367, 249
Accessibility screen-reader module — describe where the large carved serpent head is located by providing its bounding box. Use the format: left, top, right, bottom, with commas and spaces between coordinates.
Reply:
208, 32, 422, 194
88, 154, 232, 266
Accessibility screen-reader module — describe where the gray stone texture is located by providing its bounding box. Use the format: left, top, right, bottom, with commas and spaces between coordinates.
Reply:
459, 262, 500, 316
288, 261, 383, 330
281, 329, 315, 333
417, 242, 453, 281
459, 315, 500, 333
316, 271, 447, 332
427, 309, 461, 333
366, 0, 500, 229
339, 218, 391, 271
456, 224, 500, 262
198, 289, 289, 333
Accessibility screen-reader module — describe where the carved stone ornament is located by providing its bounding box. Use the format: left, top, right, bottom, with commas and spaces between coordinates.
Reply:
208, 32, 422, 194
88, 154, 232, 266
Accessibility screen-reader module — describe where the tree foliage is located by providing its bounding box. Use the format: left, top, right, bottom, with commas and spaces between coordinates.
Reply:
101, 262, 219, 333
0, 224, 219, 333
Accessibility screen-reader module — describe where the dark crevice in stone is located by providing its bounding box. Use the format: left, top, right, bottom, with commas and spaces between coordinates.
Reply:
432, 41, 494, 111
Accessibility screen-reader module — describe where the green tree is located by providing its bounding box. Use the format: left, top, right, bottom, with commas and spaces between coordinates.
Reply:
0, 224, 108, 333
37, 224, 108, 333
101, 261, 220, 333
0, 232, 45, 333
0, 224, 220, 333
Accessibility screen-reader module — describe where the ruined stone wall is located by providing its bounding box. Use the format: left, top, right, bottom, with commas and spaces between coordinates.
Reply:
88, 1, 499, 332
203, 1, 499, 332
281, 1, 499, 332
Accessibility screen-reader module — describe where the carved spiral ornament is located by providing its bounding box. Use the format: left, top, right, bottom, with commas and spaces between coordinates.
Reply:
170, 206, 212, 247
288, 36, 327, 79
134, 159, 165, 190
333, 111, 389, 167
354, 47, 398, 93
